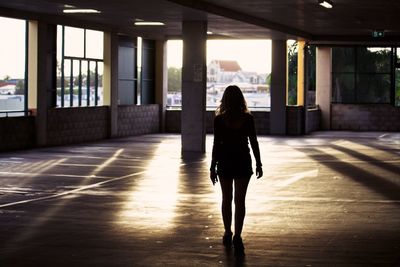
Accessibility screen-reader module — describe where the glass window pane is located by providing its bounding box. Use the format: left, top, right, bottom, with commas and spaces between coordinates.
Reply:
332, 47, 355, 73
97, 62, 104, 106
357, 74, 391, 103
397, 48, 400, 65
64, 26, 84, 57
86, 30, 104, 59
0, 17, 26, 115
357, 47, 391, 73
206, 40, 271, 110
332, 73, 355, 103
81, 61, 88, 105
396, 69, 400, 106
63, 59, 72, 107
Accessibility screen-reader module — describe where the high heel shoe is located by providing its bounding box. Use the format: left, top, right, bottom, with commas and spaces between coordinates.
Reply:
233, 235, 245, 257
222, 232, 233, 248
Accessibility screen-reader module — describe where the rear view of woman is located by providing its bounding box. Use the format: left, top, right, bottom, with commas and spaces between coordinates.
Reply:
210, 85, 263, 257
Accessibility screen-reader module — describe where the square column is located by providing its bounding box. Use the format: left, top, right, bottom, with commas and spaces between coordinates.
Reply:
181, 21, 207, 152
155, 40, 168, 132
28, 21, 57, 146
270, 40, 287, 135
297, 40, 306, 106
316, 47, 332, 130
103, 31, 119, 137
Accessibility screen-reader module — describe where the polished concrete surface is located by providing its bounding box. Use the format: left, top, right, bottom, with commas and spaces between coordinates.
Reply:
0, 132, 399, 266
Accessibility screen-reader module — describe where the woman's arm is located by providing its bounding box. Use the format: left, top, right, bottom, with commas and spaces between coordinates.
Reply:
248, 115, 263, 178
210, 116, 220, 184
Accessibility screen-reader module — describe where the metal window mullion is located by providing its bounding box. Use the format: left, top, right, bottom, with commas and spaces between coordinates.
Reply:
24, 20, 29, 116
70, 59, 74, 107
61, 26, 65, 107
391, 47, 396, 105
95, 61, 98, 106
87, 61, 90, 106
79, 60, 82, 106
84, 29, 87, 59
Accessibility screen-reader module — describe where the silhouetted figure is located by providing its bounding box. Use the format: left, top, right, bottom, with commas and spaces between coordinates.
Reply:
210, 85, 263, 258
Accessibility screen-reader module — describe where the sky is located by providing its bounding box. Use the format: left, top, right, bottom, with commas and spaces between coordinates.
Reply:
0, 17, 26, 79
167, 39, 272, 74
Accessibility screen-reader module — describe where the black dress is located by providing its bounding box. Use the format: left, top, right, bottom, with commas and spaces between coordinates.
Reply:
211, 113, 262, 178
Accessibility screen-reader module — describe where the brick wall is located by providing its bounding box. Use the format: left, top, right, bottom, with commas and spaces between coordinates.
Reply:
332, 104, 400, 131
47, 107, 108, 146
117, 105, 160, 137
165, 110, 270, 135
0, 116, 35, 151
306, 107, 321, 133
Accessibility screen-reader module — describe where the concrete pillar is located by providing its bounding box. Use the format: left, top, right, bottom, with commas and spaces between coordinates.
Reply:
270, 40, 287, 135
316, 47, 332, 130
28, 21, 38, 112
155, 40, 167, 132
29, 21, 56, 146
297, 40, 305, 106
181, 21, 207, 152
103, 31, 119, 137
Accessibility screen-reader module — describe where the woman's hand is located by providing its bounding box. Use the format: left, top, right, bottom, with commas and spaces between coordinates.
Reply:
256, 166, 263, 179
210, 170, 218, 185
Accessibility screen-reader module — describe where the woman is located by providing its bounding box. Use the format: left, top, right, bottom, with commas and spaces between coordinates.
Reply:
210, 85, 263, 257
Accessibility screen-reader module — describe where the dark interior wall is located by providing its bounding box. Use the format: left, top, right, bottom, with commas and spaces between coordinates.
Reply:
118, 35, 137, 105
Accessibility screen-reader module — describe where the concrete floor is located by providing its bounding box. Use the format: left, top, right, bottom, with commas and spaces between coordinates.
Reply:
0, 132, 399, 267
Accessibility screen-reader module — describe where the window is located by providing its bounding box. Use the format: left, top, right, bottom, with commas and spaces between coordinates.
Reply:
306, 45, 316, 107
332, 47, 391, 104
0, 17, 27, 117
57, 25, 104, 107
166, 39, 271, 110
287, 40, 298, 105
395, 48, 400, 106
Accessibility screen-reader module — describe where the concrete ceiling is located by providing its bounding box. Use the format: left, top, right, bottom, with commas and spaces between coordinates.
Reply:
0, 0, 400, 42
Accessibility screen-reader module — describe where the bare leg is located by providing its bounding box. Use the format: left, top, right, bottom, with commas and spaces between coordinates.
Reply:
233, 176, 251, 237
219, 176, 233, 234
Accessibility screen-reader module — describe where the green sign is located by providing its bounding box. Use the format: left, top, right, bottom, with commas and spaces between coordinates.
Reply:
372, 30, 385, 38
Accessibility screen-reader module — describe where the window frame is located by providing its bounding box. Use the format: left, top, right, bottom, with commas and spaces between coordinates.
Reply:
57, 25, 104, 108
331, 45, 395, 105
0, 17, 28, 117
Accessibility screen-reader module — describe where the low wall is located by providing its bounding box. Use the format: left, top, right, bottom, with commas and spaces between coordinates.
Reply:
166, 110, 270, 135
0, 116, 35, 151
306, 107, 321, 133
47, 107, 109, 146
332, 104, 400, 131
286, 106, 304, 135
117, 104, 160, 137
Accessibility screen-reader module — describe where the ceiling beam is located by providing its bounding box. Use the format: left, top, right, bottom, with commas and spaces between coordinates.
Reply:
166, 0, 313, 39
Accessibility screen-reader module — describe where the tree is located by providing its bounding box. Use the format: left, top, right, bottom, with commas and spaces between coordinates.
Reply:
168, 67, 181, 92
287, 41, 298, 105
14, 80, 25, 95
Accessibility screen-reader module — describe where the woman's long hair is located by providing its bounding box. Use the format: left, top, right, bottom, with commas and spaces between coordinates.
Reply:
215, 85, 249, 119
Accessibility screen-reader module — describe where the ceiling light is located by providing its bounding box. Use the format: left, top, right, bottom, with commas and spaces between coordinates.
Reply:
318, 0, 333, 8
63, 9, 101, 14
134, 21, 165, 26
